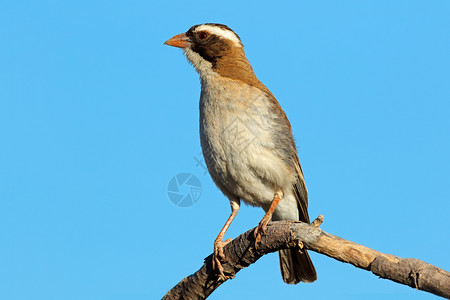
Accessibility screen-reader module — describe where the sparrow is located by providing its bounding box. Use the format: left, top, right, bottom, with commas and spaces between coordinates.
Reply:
165, 23, 317, 284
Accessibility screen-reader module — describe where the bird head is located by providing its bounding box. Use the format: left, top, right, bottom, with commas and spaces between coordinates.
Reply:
165, 23, 252, 79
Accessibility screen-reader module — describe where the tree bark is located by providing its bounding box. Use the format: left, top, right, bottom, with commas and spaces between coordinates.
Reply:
162, 216, 450, 299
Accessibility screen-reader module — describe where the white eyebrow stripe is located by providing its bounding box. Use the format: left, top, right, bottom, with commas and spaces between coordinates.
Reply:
195, 24, 242, 47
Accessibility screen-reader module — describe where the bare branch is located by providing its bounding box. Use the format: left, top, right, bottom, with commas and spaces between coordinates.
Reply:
163, 216, 450, 300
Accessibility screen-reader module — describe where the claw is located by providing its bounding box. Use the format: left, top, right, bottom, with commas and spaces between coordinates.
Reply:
253, 192, 283, 249
213, 238, 233, 280
211, 199, 240, 280
254, 217, 270, 249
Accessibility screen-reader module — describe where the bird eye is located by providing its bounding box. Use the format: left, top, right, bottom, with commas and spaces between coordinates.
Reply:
198, 31, 208, 40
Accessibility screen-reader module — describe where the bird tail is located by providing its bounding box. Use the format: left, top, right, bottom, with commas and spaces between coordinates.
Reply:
278, 248, 317, 284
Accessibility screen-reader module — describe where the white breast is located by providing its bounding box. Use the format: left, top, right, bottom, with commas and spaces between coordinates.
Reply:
199, 75, 296, 207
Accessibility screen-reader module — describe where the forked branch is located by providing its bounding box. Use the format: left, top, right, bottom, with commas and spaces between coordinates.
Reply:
163, 216, 450, 299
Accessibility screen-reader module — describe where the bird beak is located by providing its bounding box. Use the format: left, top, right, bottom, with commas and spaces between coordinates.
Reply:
164, 33, 190, 48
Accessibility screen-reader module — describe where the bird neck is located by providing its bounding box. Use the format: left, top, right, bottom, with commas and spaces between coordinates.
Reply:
212, 51, 260, 87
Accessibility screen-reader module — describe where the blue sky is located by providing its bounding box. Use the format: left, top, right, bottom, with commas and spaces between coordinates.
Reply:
1, 1, 449, 299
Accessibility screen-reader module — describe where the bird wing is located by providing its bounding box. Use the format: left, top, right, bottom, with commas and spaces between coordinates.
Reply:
257, 88, 311, 223
293, 152, 310, 223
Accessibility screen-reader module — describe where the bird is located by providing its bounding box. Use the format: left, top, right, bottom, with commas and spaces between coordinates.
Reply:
164, 23, 317, 284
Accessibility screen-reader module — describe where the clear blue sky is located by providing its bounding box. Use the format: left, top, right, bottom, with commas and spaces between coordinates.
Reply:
1, 1, 449, 299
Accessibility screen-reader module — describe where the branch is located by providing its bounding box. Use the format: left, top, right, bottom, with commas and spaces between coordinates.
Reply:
163, 216, 450, 299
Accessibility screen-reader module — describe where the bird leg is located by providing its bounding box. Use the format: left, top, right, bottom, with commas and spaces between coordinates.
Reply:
254, 191, 283, 248
213, 199, 240, 280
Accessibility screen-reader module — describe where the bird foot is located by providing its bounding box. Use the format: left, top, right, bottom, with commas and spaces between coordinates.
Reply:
213, 238, 233, 280
253, 192, 281, 249
253, 217, 270, 249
